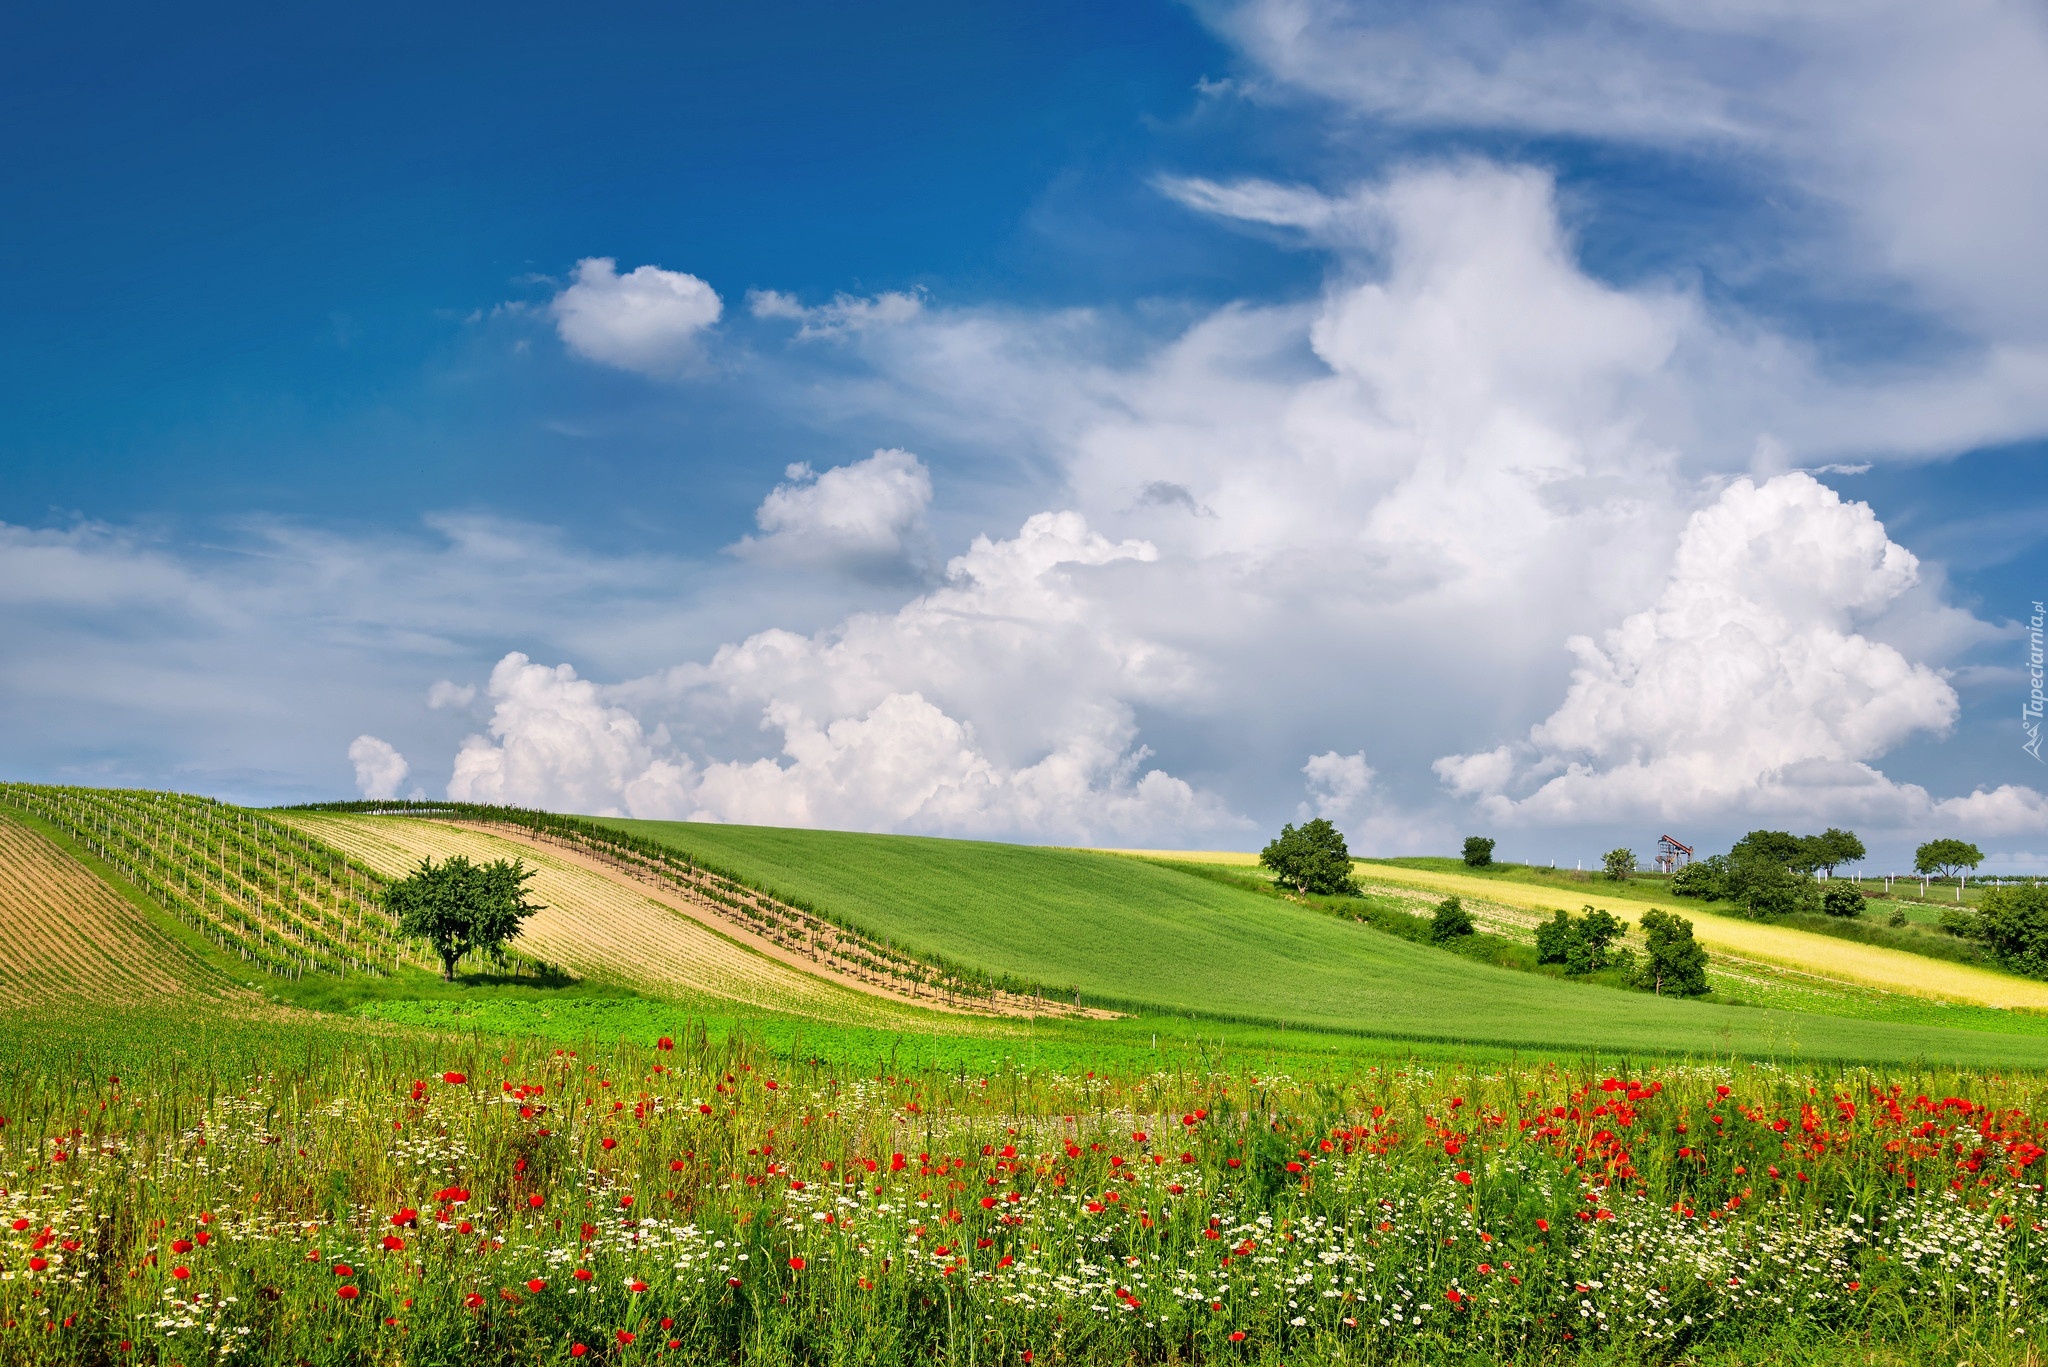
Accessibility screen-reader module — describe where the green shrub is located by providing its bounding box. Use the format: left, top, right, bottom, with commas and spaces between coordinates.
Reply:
1429, 895, 1475, 943
1602, 847, 1636, 880
1725, 848, 1817, 919
1939, 906, 1979, 939
1671, 856, 1726, 900
1821, 881, 1865, 918
1536, 906, 1625, 974
1974, 885, 2048, 979
1461, 836, 1495, 867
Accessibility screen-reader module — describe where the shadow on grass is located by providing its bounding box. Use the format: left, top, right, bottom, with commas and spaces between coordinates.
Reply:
270, 961, 645, 1015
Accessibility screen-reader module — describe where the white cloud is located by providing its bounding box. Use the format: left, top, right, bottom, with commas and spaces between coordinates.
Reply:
748, 288, 923, 338
730, 449, 934, 578
1299, 750, 1447, 853
1208, 0, 2048, 340
446, 511, 1245, 843
347, 735, 409, 800
550, 257, 722, 374
426, 680, 476, 710
1432, 472, 2045, 834
448, 654, 697, 818
425, 158, 2037, 849
1302, 750, 1373, 820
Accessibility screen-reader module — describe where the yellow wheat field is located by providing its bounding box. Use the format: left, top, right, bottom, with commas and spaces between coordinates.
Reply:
281, 814, 933, 1025
0, 817, 210, 1007
1106, 849, 2048, 1012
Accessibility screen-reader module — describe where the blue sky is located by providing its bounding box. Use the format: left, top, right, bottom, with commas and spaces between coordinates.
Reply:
4, 0, 2046, 869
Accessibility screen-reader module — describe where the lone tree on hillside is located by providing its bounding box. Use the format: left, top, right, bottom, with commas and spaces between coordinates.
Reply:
384, 854, 544, 981
1260, 818, 1357, 896
1602, 847, 1636, 881
1914, 838, 1984, 882
1461, 837, 1495, 868
1635, 909, 1710, 996
1804, 828, 1866, 877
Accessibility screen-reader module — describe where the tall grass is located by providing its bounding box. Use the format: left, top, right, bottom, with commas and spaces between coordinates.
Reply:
2, 1005, 2043, 1365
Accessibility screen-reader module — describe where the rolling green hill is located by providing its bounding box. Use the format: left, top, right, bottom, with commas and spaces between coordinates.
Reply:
606, 819, 2048, 1065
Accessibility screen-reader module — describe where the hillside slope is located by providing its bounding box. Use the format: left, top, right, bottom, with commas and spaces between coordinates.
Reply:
1107, 850, 2048, 1012
605, 819, 2048, 1064
282, 814, 955, 1028
0, 815, 243, 1008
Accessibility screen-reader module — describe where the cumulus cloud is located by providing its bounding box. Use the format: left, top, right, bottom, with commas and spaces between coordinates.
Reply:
448, 654, 696, 817
446, 511, 1245, 843
730, 449, 934, 578
550, 257, 722, 374
438, 158, 2042, 849
1432, 473, 2046, 834
347, 735, 409, 800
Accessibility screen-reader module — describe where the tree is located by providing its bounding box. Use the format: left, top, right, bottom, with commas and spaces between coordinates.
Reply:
1461, 837, 1495, 868
1635, 909, 1710, 995
1535, 906, 1626, 975
1724, 848, 1816, 919
1914, 838, 1984, 881
1804, 828, 1866, 876
1730, 830, 1806, 868
1670, 855, 1727, 901
1259, 819, 1357, 896
1430, 895, 1475, 943
1973, 884, 2048, 980
1820, 881, 1865, 918
1602, 847, 1636, 881
384, 854, 544, 982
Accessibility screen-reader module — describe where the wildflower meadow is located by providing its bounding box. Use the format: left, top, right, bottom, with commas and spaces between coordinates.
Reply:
4, 1010, 2046, 1366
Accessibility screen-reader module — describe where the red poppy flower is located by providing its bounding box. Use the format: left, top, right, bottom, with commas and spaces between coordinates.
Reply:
526, 1278, 546, 1293
463, 1293, 483, 1309
616, 1331, 636, 1346
442, 1072, 466, 1085
788, 1256, 806, 1271
1228, 1331, 1247, 1342
569, 1345, 588, 1358
170, 1266, 191, 1280
170, 1238, 193, 1254
336, 1285, 359, 1300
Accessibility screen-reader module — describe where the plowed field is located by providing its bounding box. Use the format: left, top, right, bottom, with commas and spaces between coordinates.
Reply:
0, 817, 211, 1006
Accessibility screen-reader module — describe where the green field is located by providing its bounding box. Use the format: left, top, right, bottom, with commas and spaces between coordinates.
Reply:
605, 819, 2048, 1065
6, 789, 2048, 1366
